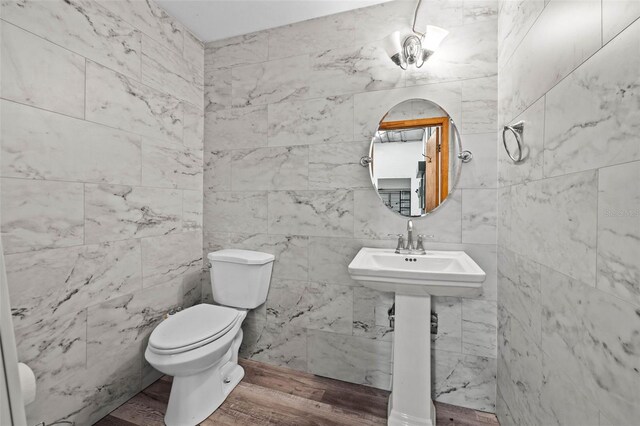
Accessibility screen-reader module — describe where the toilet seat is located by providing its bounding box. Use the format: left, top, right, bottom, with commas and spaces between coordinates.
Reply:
148, 304, 240, 355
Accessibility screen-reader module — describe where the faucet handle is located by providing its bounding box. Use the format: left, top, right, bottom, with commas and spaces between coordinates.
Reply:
388, 234, 405, 253
416, 234, 434, 252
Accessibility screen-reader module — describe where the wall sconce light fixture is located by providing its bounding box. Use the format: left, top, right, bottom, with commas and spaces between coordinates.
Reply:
382, 1, 449, 69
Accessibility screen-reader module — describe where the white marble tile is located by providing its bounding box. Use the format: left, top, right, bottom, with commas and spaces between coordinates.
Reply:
307, 330, 393, 390
462, 188, 497, 244
462, 299, 497, 357
353, 1, 416, 46
267, 280, 353, 333
183, 30, 204, 82
225, 233, 309, 281
203, 149, 232, 191
354, 188, 462, 242
246, 323, 308, 371
309, 141, 371, 190
540, 266, 640, 411
204, 32, 268, 70
461, 244, 497, 301
497, 0, 545, 65
141, 231, 202, 289
238, 303, 267, 358
204, 191, 268, 234
597, 161, 640, 306
543, 19, 640, 177
183, 101, 204, 150
267, 96, 354, 146
182, 189, 203, 231
268, 190, 354, 237
457, 133, 498, 189
231, 55, 310, 107
1, 0, 141, 79
268, 13, 355, 60
230, 146, 308, 191
463, 0, 498, 23
204, 67, 231, 112
461, 76, 497, 134
141, 137, 203, 190
353, 287, 395, 341
510, 171, 598, 285
1, 178, 84, 254
0, 22, 84, 118
6, 239, 141, 329
141, 34, 202, 106
353, 82, 462, 142
433, 350, 496, 411
307, 44, 405, 98
498, 96, 544, 186
497, 186, 511, 248
102, 0, 183, 55
84, 184, 182, 243
204, 105, 267, 150
498, 0, 601, 121
1, 100, 141, 185
432, 296, 462, 352
602, 0, 640, 43
86, 61, 183, 143
406, 20, 497, 86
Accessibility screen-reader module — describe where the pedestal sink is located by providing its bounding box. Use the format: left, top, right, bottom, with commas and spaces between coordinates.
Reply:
348, 248, 486, 426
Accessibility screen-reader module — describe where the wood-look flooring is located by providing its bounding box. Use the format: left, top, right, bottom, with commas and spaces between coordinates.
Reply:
96, 358, 499, 426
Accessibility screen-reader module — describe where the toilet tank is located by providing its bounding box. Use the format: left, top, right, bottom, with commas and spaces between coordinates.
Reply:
207, 249, 274, 309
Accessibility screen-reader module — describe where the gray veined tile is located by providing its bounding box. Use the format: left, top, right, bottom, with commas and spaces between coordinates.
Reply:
462, 298, 497, 358
307, 329, 393, 390
1, 100, 142, 185
497, 0, 545, 66
102, 0, 184, 56
268, 13, 355, 60
141, 34, 203, 106
183, 101, 204, 150
204, 149, 232, 191
308, 237, 379, 287
406, 19, 497, 86
308, 141, 372, 190
5, 239, 142, 329
226, 233, 309, 281
510, 170, 598, 285
0, 22, 85, 118
267, 96, 354, 146
602, 0, 640, 44
353, 1, 416, 46
597, 161, 640, 307
543, 18, 640, 177
231, 55, 310, 107
353, 287, 394, 341
183, 31, 205, 84
268, 190, 354, 238
461, 244, 497, 301
307, 43, 405, 99
204, 67, 232, 112
463, 0, 498, 23
141, 137, 203, 190
183, 190, 203, 231
1, 0, 141, 79
266, 280, 353, 334
86, 61, 183, 143
457, 133, 498, 189
204, 191, 268, 234
497, 186, 511, 248
205, 31, 269, 70
141, 231, 203, 288
432, 296, 462, 352
246, 322, 308, 371
1, 178, 84, 254
230, 146, 309, 191
84, 184, 182, 243
433, 350, 496, 411
462, 188, 497, 244
461, 76, 497, 135
204, 104, 267, 150
239, 303, 267, 358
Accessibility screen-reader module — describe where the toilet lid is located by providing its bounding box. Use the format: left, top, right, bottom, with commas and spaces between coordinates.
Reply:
149, 304, 240, 353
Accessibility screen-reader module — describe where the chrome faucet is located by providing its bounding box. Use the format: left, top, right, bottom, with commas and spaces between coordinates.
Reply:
406, 220, 415, 251
390, 219, 433, 255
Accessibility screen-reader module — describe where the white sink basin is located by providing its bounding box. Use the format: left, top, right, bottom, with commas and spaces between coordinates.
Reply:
348, 247, 485, 297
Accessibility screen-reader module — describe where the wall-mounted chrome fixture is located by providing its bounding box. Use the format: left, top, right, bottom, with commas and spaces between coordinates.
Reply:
382, 0, 448, 69
502, 121, 525, 163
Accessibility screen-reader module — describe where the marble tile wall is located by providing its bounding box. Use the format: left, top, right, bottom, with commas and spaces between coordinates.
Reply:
0, 1, 204, 424
203, 0, 499, 412
497, 2, 640, 425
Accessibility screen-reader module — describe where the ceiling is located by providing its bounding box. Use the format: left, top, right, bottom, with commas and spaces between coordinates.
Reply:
156, 0, 393, 42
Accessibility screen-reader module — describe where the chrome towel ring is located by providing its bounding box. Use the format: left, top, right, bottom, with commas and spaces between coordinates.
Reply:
502, 121, 525, 163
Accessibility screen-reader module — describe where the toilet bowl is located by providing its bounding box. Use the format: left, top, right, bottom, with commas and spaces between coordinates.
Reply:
145, 249, 274, 426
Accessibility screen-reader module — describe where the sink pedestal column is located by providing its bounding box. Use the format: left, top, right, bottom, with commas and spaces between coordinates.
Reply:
388, 293, 436, 426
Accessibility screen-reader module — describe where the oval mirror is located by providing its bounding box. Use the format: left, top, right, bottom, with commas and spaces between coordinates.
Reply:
368, 98, 462, 217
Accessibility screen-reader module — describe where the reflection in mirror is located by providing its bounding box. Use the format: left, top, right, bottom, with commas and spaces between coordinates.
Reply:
369, 99, 462, 217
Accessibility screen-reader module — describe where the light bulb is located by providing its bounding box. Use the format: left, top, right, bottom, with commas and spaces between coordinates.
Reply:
422, 25, 449, 53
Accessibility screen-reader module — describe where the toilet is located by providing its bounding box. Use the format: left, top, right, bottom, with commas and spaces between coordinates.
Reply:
144, 249, 275, 426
